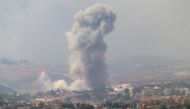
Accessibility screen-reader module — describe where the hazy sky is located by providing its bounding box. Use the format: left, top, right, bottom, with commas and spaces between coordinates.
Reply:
0, 0, 190, 64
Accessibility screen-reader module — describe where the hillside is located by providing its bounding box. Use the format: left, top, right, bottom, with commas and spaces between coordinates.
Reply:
0, 84, 15, 95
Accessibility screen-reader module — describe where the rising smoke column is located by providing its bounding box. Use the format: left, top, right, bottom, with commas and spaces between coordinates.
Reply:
66, 4, 116, 91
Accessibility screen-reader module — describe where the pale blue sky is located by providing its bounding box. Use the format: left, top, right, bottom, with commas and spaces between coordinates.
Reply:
0, 0, 190, 64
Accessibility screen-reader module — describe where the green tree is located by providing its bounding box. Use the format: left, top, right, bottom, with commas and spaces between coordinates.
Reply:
186, 104, 190, 109
80, 103, 94, 109
61, 102, 75, 109
160, 104, 168, 109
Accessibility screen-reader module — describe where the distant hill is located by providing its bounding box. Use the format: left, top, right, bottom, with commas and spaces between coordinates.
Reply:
0, 84, 16, 95
109, 55, 189, 73
108, 55, 190, 82
0, 58, 67, 92
111, 55, 187, 67
0, 58, 29, 65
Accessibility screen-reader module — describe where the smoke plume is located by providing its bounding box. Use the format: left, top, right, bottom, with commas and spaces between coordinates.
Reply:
66, 4, 116, 91
38, 4, 116, 92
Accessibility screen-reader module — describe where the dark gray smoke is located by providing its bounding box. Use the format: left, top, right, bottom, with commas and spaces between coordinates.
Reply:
66, 4, 116, 92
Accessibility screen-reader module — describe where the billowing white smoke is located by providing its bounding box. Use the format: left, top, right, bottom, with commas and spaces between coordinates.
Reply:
66, 4, 116, 91
38, 71, 87, 91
